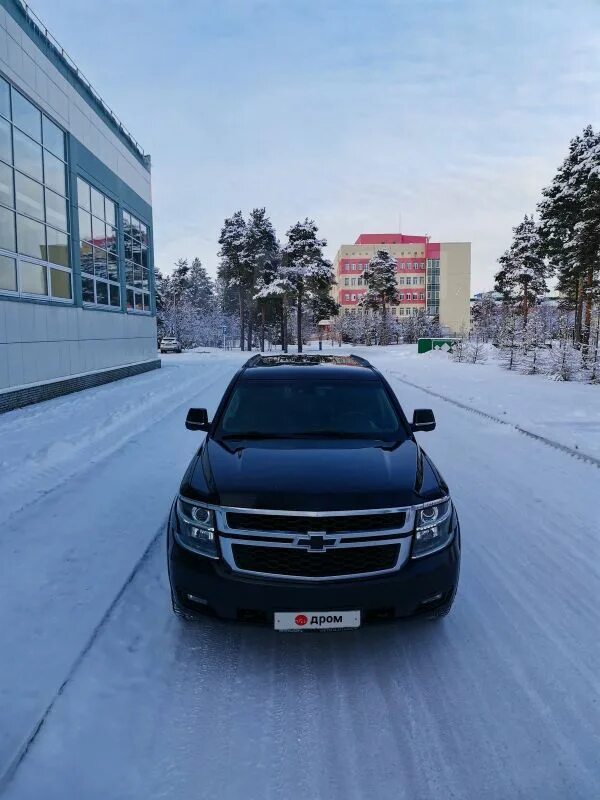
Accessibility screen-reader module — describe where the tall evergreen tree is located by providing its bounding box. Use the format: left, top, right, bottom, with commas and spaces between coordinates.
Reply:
280, 219, 334, 353
538, 125, 600, 343
495, 214, 549, 325
245, 208, 280, 351
218, 212, 250, 349
187, 257, 215, 311
360, 250, 399, 344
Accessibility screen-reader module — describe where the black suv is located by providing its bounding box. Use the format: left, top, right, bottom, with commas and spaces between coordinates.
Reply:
167, 354, 460, 630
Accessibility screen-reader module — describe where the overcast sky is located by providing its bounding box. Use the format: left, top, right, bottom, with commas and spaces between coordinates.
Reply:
32, 0, 600, 291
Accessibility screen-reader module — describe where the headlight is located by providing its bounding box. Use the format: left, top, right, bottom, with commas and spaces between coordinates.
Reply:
175, 497, 218, 559
412, 498, 454, 559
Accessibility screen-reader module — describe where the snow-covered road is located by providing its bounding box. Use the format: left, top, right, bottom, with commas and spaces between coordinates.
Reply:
1, 348, 599, 799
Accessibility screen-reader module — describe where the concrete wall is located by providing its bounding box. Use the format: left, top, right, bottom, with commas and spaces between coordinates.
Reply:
0, 298, 157, 390
439, 243, 471, 333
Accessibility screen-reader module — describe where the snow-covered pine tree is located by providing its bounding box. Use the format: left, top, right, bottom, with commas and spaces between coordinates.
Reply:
546, 316, 582, 381
497, 312, 522, 371
520, 306, 549, 375
495, 215, 549, 326
361, 250, 399, 345
218, 211, 250, 350
538, 126, 600, 345
280, 219, 334, 353
471, 293, 501, 342
187, 258, 215, 312
244, 208, 280, 351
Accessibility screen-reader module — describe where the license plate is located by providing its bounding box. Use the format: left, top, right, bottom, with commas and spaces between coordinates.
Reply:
274, 611, 361, 631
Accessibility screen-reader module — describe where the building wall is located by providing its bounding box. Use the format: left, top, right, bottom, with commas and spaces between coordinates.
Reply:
0, 0, 157, 398
439, 242, 471, 333
333, 235, 471, 330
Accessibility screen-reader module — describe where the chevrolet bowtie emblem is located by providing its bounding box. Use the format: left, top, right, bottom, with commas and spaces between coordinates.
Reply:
297, 532, 337, 552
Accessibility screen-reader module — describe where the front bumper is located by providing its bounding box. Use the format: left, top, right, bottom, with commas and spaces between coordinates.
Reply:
167, 512, 461, 624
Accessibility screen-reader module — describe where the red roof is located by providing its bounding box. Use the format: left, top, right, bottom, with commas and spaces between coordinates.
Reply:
355, 233, 429, 245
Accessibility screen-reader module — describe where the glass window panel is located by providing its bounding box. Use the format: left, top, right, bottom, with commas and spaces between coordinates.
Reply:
93, 246, 108, 278
123, 210, 131, 228
134, 264, 142, 288
12, 91, 41, 141
104, 198, 115, 227
77, 177, 90, 211
0, 206, 16, 251
90, 186, 104, 219
42, 116, 65, 159
132, 244, 142, 266
20, 260, 47, 295
50, 267, 71, 299
82, 275, 95, 303
126, 288, 134, 309
125, 261, 134, 286
141, 244, 149, 269
124, 236, 133, 260
46, 226, 69, 267
15, 171, 44, 219
139, 223, 147, 244
105, 224, 117, 253
15, 217, 41, 270
134, 291, 143, 311
109, 283, 120, 307
143, 292, 150, 311
0, 161, 14, 207
92, 215, 105, 246
43, 150, 66, 195
107, 251, 119, 281
0, 78, 10, 120
142, 267, 149, 290
0, 117, 12, 164
0, 253, 17, 291
96, 280, 109, 305
13, 129, 43, 181
78, 208, 92, 242
80, 240, 93, 274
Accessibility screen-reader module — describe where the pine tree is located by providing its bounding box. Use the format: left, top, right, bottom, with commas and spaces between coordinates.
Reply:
521, 307, 549, 375
497, 312, 522, 371
361, 250, 399, 344
495, 215, 549, 325
546, 316, 581, 381
218, 212, 250, 350
187, 258, 215, 312
245, 208, 280, 351
538, 125, 600, 344
280, 219, 334, 353
471, 293, 500, 342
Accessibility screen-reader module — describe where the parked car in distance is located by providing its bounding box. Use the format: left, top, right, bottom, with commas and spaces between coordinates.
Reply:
167, 354, 460, 631
160, 336, 182, 354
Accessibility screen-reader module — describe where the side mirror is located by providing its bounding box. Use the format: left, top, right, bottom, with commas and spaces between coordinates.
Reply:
411, 408, 436, 433
185, 408, 210, 432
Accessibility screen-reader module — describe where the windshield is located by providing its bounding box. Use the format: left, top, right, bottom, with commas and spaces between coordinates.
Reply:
215, 379, 405, 440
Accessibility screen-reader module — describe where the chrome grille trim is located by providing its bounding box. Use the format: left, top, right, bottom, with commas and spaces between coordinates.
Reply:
177, 497, 448, 582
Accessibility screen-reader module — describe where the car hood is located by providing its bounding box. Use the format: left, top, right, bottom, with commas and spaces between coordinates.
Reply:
182, 437, 445, 512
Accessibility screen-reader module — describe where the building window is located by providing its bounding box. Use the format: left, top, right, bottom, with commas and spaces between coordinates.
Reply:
357, 277, 363, 286
420, 293, 424, 300
351, 293, 356, 301
420, 276, 425, 285
399, 307, 404, 316
344, 277, 349, 286
77, 177, 120, 308
399, 293, 404, 301
399, 277, 405, 285
123, 210, 151, 312
344, 292, 350, 301
0, 77, 72, 301
351, 277, 356, 286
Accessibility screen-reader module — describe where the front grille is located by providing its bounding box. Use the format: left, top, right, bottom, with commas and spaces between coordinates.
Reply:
227, 511, 406, 534
231, 544, 400, 578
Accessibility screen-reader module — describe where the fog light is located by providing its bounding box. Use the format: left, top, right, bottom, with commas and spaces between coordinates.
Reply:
186, 593, 208, 606
421, 592, 443, 605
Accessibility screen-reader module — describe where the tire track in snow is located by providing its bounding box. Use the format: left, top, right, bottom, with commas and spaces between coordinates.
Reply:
385, 371, 600, 469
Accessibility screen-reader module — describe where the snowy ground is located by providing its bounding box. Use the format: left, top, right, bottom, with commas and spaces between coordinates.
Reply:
1, 345, 599, 799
